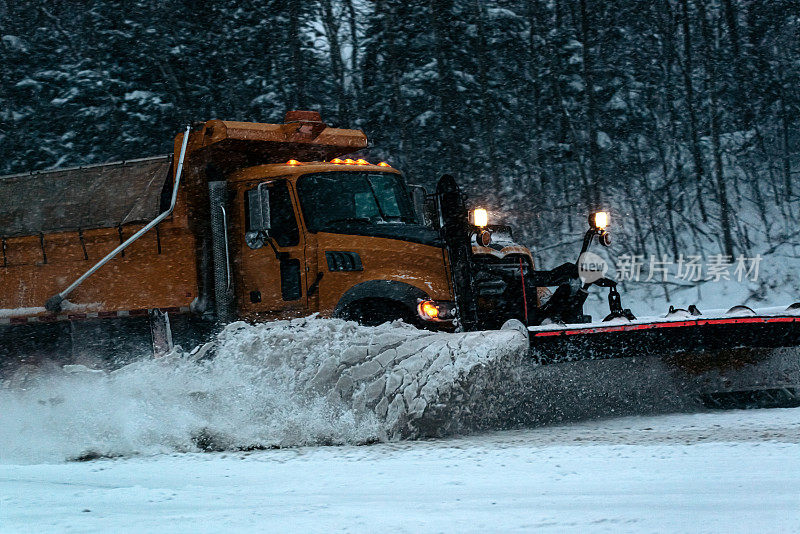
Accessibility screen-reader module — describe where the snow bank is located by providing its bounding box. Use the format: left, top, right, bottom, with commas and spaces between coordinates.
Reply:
4, 410, 799, 532
0, 318, 529, 463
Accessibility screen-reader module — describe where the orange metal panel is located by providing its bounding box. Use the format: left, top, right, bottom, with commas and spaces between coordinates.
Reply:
81, 228, 122, 262
313, 232, 453, 317
42, 232, 88, 263
120, 224, 160, 258
230, 178, 309, 322
0, 220, 198, 316
4, 235, 49, 266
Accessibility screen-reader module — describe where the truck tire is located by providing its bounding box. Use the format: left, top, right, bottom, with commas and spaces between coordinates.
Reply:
340, 298, 416, 327
333, 280, 427, 327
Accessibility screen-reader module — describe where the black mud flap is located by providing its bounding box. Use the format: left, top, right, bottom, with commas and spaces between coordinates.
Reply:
149, 309, 174, 357
0, 313, 215, 380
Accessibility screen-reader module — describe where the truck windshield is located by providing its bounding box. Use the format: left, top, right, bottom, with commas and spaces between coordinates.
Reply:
297, 171, 416, 232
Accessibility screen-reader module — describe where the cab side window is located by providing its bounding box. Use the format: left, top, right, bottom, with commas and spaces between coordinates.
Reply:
245, 181, 299, 247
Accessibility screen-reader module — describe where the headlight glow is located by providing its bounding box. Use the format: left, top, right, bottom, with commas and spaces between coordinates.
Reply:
591, 211, 609, 230
472, 208, 488, 227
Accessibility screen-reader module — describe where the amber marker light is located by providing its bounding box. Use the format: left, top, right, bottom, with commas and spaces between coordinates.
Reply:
344, 158, 356, 165
356, 158, 369, 165
286, 159, 301, 166
331, 158, 344, 164
377, 161, 390, 167
417, 300, 440, 320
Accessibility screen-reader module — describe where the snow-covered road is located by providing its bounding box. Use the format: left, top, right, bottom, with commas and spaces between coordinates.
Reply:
3, 408, 799, 533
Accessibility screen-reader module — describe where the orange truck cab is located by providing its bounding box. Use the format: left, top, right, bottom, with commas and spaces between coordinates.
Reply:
226, 160, 454, 325
0, 112, 536, 370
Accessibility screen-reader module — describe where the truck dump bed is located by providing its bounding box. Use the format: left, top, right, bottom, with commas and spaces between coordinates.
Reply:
0, 156, 173, 237
0, 156, 199, 318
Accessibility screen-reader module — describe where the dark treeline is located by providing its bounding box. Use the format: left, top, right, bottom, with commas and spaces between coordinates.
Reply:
1, 0, 798, 271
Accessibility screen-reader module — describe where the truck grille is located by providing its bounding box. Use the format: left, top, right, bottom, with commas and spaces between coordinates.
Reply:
471, 255, 531, 296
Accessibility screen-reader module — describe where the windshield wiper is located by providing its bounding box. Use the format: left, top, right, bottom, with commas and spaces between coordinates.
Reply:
366, 177, 389, 221
381, 215, 410, 223
326, 217, 375, 225
372, 211, 414, 224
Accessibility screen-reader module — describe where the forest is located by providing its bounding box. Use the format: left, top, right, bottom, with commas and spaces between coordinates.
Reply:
1, 0, 798, 301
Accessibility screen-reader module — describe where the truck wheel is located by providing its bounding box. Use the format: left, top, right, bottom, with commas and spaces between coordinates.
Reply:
341, 299, 416, 327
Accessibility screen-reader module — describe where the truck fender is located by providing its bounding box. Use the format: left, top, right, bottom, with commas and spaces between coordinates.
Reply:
333, 280, 428, 320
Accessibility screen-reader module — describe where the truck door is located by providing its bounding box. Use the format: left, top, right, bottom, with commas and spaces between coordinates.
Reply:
237, 179, 307, 319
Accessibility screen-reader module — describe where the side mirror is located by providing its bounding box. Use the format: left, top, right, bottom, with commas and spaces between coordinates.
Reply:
247, 183, 271, 233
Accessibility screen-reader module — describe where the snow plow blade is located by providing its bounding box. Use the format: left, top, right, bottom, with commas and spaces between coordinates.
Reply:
528, 312, 800, 409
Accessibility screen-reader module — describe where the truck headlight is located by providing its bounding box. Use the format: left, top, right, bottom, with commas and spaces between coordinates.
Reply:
471, 208, 488, 227
589, 211, 608, 230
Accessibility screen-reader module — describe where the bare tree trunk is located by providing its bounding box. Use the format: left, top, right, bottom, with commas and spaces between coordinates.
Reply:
709, 107, 735, 257
545, 27, 592, 212
526, 0, 545, 191
780, 88, 792, 199
360, 0, 382, 102
384, 3, 407, 161
288, 0, 306, 109
622, 179, 647, 256
345, 0, 360, 111
652, 112, 681, 260
652, 3, 683, 258
320, 0, 349, 124
721, 0, 752, 127
430, 0, 461, 171
721, 0, 741, 59
697, 1, 735, 257
473, 0, 500, 193
579, 0, 600, 207
678, 0, 709, 222
743, 161, 772, 236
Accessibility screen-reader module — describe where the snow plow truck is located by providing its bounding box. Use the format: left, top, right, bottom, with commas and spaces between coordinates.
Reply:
1, 111, 798, 409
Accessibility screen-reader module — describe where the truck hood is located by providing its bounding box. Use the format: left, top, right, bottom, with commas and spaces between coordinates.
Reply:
318, 223, 442, 248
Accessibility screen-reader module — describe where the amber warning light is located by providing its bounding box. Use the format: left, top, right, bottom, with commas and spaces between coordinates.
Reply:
417, 300, 455, 321
418, 300, 440, 320
329, 159, 391, 167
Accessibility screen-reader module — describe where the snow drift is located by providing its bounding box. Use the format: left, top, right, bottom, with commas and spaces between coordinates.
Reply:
0, 317, 530, 463
2, 315, 711, 464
